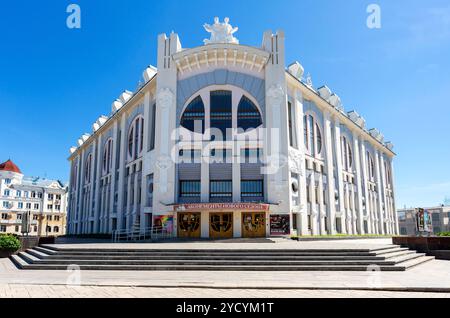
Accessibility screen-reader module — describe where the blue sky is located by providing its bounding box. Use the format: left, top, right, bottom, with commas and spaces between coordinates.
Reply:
1, 0, 449, 208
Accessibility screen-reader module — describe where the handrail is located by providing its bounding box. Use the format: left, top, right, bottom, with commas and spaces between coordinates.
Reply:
111, 226, 173, 243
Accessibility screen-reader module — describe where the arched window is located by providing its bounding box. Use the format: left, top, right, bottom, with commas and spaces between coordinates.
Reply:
103, 139, 113, 175
385, 161, 392, 186
341, 136, 353, 171
210, 90, 232, 140
53, 226, 59, 233
84, 154, 92, 183
367, 151, 375, 180
128, 116, 144, 161
237, 96, 262, 131
304, 114, 323, 156
180, 96, 205, 134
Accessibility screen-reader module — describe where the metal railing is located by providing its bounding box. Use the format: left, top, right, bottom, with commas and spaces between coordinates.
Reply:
111, 226, 173, 243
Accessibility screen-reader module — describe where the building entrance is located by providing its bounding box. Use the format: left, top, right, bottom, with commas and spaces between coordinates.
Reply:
209, 212, 233, 239
178, 213, 201, 238
242, 212, 266, 238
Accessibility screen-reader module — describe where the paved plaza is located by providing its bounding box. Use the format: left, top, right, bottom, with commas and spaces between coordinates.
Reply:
1, 239, 450, 298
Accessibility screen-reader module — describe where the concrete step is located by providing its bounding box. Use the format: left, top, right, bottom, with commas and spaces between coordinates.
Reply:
41, 251, 383, 258
389, 253, 427, 265
398, 256, 435, 270
33, 246, 58, 255
378, 250, 416, 259
18, 251, 40, 264
373, 247, 410, 256
27, 249, 51, 259
40, 245, 377, 254
43, 255, 386, 261
32, 259, 397, 266
9, 254, 28, 269
18, 263, 406, 272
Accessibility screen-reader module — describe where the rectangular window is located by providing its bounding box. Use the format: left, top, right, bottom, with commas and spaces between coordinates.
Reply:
146, 174, 154, 207
26, 203, 31, 209
38, 193, 43, 199
210, 149, 232, 164
56, 194, 61, 200
241, 180, 264, 198
179, 181, 201, 198
55, 216, 60, 222
17, 214, 22, 220
210, 180, 232, 198
4, 190, 10, 196
1, 225, 6, 232
288, 101, 298, 148
149, 103, 157, 151
18, 202, 23, 209
16, 190, 21, 197
48, 194, 54, 200
55, 205, 61, 211
1, 213, 8, 220
240, 148, 262, 164
15, 225, 19, 232
34, 204, 39, 210
4, 179, 11, 185
179, 149, 202, 164
210, 91, 232, 140
47, 215, 52, 221
47, 205, 53, 210
2, 202, 10, 208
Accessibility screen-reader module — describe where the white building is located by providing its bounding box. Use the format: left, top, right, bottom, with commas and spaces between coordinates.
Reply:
67, 18, 398, 238
0, 160, 68, 236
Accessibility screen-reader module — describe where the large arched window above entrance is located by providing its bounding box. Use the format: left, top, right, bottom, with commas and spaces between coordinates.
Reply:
180, 96, 205, 134
210, 90, 232, 139
237, 96, 262, 131
128, 116, 144, 161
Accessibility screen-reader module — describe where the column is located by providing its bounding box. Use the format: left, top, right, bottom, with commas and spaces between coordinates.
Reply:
76, 150, 85, 235
390, 160, 399, 235
360, 141, 372, 233
93, 138, 101, 233
317, 172, 326, 234
295, 92, 308, 235
353, 135, 365, 234
374, 150, 385, 234
333, 120, 346, 234
140, 92, 151, 233
117, 113, 127, 230
109, 120, 119, 232
324, 114, 336, 235
379, 154, 389, 234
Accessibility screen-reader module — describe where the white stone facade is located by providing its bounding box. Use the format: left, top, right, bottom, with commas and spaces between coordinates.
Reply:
67, 20, 398, 237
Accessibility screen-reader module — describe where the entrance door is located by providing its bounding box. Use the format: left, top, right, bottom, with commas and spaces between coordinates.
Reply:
242, 212, 266, 238
209, 213, 233, 239
178, 213, 201, 238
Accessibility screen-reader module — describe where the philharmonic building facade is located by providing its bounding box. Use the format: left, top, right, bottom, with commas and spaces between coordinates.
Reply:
67, 19, 399, 238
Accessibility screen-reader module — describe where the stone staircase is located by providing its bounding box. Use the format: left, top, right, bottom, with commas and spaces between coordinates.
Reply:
10, 244, 434, 271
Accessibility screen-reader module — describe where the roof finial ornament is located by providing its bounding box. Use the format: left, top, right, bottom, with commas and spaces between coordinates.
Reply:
306, 73, 313, 88
203, 17, 239, 45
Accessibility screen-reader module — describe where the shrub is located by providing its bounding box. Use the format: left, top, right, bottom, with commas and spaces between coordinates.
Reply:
0, 234, 21, 252
437, 232, 450, 237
